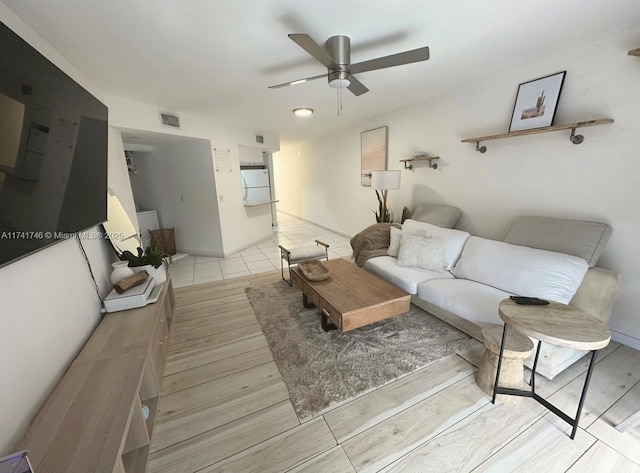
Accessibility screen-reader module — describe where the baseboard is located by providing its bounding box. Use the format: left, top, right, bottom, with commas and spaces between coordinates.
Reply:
221, 234, 276, 257
276, 210, 352, 239
611, 330, 640, 351
176, 248, 225, 258
177, 233, 276, 258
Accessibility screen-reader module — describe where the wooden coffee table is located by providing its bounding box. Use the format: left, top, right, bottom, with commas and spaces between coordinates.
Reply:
291, 259, 410, 332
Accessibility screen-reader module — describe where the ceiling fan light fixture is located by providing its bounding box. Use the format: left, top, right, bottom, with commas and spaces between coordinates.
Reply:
293, 108, 314, 117
328, 69, 351, 89
329, 78, 351, 89
269, 33, 429, 98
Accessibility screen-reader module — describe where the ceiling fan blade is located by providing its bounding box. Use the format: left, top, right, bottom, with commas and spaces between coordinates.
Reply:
347, 76, 369, 96
268, 73, 327, 89
349, 46, 430, 74
288, 33, 339, 69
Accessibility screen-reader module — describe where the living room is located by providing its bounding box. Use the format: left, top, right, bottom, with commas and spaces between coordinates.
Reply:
1, 1, 640, 472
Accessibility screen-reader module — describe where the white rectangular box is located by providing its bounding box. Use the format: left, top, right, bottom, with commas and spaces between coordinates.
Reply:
104, 277, 155, 313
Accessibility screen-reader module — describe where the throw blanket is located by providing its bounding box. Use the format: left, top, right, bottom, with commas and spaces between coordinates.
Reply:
350, 222, 401, 267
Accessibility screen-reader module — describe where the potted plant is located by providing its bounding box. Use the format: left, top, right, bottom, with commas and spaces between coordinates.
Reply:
118, 245, 171, 286
373, 189, 394, 223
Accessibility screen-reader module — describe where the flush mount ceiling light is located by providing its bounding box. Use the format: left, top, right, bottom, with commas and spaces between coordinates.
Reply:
293, 108, 314, 117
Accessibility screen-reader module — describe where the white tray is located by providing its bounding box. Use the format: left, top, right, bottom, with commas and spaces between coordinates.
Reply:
104, 278, 160, 313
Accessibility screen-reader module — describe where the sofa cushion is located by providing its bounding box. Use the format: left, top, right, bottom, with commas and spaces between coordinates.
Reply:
504, 216, 611, 267
451, 236, 589, 304
417, 279, 511, 326
387, 226, 402, 257
407, 205, 462, 228
402, 219, 470, 270
397, 234, 446, 272
363, 255, 454, 294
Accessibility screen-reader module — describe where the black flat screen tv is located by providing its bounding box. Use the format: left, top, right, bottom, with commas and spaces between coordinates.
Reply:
0, 21, 108, 268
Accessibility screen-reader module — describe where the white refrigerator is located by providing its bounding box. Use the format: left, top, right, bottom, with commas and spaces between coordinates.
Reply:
241, 168, 271, 205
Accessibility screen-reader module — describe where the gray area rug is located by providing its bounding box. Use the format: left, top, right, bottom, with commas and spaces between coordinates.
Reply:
245, 280, 475, 420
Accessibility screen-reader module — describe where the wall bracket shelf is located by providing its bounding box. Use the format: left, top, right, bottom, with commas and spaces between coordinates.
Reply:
400, 156, 439, 170
461, 118, 614, 152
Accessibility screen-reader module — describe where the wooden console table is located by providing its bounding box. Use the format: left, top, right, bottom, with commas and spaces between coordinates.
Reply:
18, 276, 175, 473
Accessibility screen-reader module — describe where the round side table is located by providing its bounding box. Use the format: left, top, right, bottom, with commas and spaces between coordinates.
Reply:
476, 324, 534, 398
493, 299, 611, 439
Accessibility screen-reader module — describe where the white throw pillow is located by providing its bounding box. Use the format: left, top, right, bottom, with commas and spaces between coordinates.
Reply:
451, 236, 589, 304
387, 226, 402, 257
397, 234, 446, 272
402, 219, 470, 270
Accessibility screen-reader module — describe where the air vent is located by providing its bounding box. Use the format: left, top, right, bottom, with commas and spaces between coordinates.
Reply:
255, 134, 264, 144
161, 113, 180, 128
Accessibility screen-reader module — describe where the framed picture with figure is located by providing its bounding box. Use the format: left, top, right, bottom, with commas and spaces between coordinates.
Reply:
509, 71, 566, 132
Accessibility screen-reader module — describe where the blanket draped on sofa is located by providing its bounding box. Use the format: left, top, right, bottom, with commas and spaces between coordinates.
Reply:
350, 223, 400, 267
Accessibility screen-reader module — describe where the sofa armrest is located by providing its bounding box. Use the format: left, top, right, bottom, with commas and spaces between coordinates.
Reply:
569, 267, 621, 323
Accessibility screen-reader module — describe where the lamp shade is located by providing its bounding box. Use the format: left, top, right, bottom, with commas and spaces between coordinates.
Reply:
105, 189, 140, 253
371, 170, 401, 190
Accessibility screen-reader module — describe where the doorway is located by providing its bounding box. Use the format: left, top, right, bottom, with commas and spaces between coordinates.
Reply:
238, 144, 278, 227
119, 128, 224, 256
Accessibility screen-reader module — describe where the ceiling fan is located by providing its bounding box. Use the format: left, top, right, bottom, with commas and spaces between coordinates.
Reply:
269, 34, 430, 96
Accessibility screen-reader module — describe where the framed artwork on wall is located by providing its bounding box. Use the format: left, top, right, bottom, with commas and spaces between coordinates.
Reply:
509, 71, 566, 132
361, 126, 388, 186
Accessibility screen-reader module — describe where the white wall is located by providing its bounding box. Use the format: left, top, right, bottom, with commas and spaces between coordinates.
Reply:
107, 96, 278, 255
129, 138, 224, 255
0, 3, 121, 453
274, 26, 640, 348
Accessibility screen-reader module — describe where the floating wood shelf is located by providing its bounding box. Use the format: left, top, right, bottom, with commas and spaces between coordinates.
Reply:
628, 48, 640, 56
461, 118, 614, 153
400, 156, 439, 170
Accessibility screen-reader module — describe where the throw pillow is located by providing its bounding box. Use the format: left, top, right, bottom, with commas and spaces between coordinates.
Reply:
387, 226, 402, 257
402, 219, 470, 270
397, 234, 446, 272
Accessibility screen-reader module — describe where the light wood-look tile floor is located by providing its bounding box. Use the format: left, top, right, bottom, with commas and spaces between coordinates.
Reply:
148, 271, 640, 473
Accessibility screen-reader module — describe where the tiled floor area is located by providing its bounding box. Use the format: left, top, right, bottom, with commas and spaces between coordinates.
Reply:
169, 212, 354, 288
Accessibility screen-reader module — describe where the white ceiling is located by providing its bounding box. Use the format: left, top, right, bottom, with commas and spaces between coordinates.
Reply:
4, 0, 640, 139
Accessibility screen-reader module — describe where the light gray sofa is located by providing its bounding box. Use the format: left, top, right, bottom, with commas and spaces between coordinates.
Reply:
360, 209, 621, 379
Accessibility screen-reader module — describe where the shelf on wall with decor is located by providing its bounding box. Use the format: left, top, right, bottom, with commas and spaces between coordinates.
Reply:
461, 118, 614, 153
628, 48, 640, 56
400, 156, 439, 170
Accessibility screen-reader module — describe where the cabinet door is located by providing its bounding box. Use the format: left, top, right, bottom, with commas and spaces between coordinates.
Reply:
150, 316, 169, 388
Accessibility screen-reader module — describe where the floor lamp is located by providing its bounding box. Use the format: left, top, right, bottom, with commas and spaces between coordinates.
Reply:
371, 170, 401, 223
